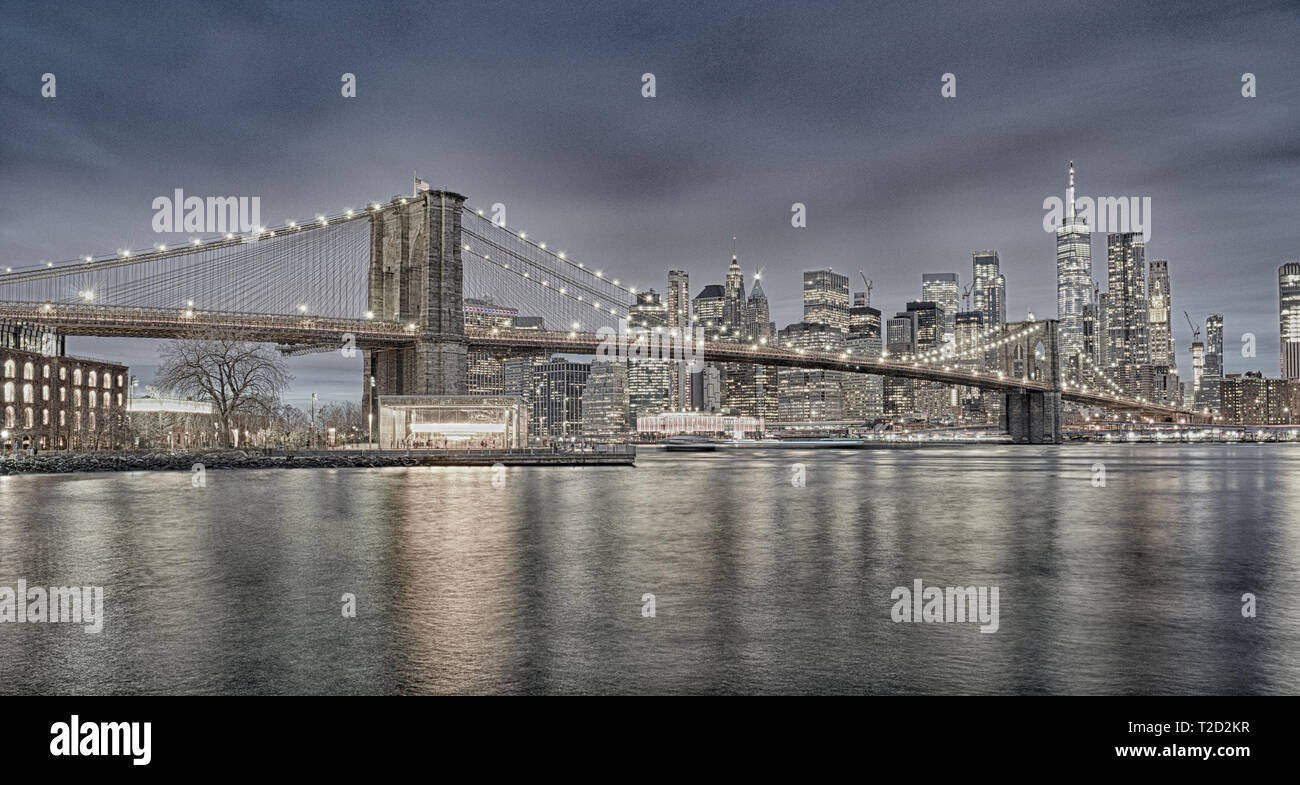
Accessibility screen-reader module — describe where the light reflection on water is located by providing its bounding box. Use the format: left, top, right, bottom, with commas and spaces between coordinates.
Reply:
1, 444, 1296, 694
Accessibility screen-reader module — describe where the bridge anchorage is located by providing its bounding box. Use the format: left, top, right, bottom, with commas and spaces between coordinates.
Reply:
0, 184, 1208, 445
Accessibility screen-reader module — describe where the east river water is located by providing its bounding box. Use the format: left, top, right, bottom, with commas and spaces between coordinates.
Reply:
1, 445, 1296, 694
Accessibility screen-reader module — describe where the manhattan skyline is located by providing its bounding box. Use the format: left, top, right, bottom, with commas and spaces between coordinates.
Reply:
2, 0, 1298, 405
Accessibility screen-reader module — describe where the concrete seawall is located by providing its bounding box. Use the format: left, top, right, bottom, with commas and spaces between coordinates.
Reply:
0, 448, 635, 475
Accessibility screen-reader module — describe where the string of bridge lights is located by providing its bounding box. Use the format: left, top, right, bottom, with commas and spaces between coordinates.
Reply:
1068, 355, 1211, 419
0, 202, 390, 277
1070, 354, 1129, 398
0, 195, 645, 329
459, 243, 630, 321
882, 323, 1045, 365
1071, 353, 1193, 412
463, 204, 639, 297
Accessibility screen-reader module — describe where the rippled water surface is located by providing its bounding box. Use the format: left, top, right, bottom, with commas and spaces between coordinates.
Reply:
1, 444, 1297, 694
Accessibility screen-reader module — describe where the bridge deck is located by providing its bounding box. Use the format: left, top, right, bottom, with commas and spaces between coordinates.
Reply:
0, 302, 1205, 421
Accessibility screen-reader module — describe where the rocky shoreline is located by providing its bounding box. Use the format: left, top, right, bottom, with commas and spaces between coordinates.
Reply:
0, 449, 634, 475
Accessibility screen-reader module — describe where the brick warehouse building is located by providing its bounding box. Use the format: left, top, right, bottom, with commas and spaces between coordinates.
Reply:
1, 323, 128, 451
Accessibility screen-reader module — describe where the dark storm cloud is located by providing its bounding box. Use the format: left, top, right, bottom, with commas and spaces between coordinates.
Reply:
2, 0, 1297, 401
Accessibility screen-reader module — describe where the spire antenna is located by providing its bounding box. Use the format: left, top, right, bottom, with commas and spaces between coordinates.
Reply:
1066, 161, 1077, 222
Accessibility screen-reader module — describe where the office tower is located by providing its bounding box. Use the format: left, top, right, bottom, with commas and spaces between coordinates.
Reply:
1095, 291, 1110, 369
843, 302, 884, 420
905, 302, 943, 352
904, 301, 948, 419
776, 322, 844, 421
502, 352, 547, 425
802, 269, 850, 331
1147, 260, 1175, 369
1189, 341, 1205, 402
463, 296, 520, 329
628, 359, 673, 421
582, 360, 629, 441
467, 351, 505, 395
952, 310, 987, 418
953, 312, 985, 367
1105, 233, 1148, 375
723, 250, 748, 334
884, 314, 917, 414
1199, 314, 1224, 409
748, 274, 774, 341
693, 284, 726, 335
463, 297, 518, 394
667, 270, 690, 331
692, 363, 722, 412
921, 273, 959, 340
625, 289, 673, 420
1281, 262, 1300, 379
534, 357, 590, 439
840, 370, 882, 420
667, 270, 692, 410
1082, 301, 1097, 370
721, 362, 778, 422
1056, 161, 1092, 366
629, 289, 668, 330
972, 251, 1006, 328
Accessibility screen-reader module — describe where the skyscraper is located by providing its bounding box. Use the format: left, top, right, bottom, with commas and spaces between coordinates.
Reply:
629, 289, 668, 331
1094, 290, 1110, 369
1189, 340, 1205, 402
884, 314, 916, 414
1199, 314, 1223, 408
513, 356, 590, 440
921, 273, 959, 341
802, 269, 850, 331
843, 301, 883, 420
1147, 259, 1175, 369
667, 270, 690, 331
849, 300, 882, 341
627, 289, 673, 421
1281, 262, 1300, 380
723, 249, 748, 334
905, 301, 943, 352
693, 285, 726, 335
1056, 161, 1092, 366
972, 251, 1006, 328
954, 310, 988, 418
748, 274, 774, 341
582, 360, 629, 441
1105, 233, 1147, 372
776, 322, 843, 421
904, 301, 948, 419
667, 269, 692, 410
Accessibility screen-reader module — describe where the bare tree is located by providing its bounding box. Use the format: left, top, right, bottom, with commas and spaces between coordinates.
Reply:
318, 400, 363, 443
155, 333, 292, 448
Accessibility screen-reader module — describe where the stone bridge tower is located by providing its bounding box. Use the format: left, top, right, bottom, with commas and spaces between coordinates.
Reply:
361, 190, 468, 418
998, 318, 1063, 444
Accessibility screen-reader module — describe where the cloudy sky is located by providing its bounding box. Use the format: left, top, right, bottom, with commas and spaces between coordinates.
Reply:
2, 0, 1297, 405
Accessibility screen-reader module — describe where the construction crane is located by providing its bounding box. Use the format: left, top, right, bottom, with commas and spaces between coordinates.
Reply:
858, 271, 873, 307
961, 283, 974, 312
1184, 310, 1201, 342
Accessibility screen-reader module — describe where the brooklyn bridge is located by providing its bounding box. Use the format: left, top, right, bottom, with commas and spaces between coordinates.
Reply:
0, 188, 1207, 444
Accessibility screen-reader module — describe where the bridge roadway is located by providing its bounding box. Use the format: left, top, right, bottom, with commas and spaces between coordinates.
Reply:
0, 302, 1202, 421
0, 300, 418, 347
